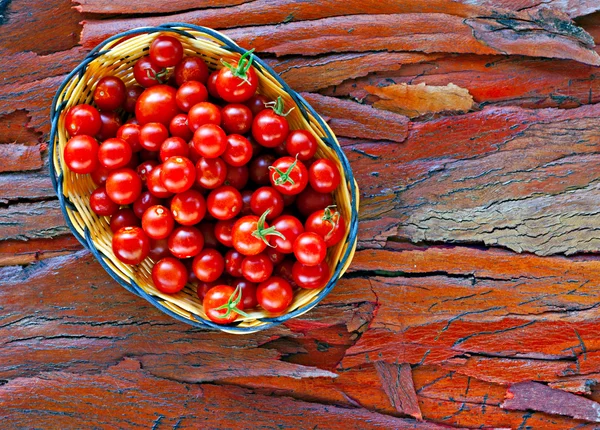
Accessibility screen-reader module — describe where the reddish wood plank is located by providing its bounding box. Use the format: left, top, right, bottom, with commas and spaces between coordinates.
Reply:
0, 236, 82, 266
471, 0, 600, 18
0, 200, 68, 241
0, 170, 56, 203
0, 144, 43, 172
73, 0, 250, 14
0, 110, 41, 144
374, 361, 422, 419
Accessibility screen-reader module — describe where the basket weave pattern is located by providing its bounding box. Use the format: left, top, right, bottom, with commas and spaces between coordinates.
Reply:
50, 24, 359, 333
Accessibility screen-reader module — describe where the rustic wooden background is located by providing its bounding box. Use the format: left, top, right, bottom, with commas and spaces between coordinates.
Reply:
3, 0, 600, 428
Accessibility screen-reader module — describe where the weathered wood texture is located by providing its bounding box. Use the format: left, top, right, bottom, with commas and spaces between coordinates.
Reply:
3, 0, 600, 428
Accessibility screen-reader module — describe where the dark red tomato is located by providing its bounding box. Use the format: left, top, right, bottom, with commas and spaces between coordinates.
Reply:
142, 205, 174, 239
256, 276, 293, 313
161, 156, 196, 193
171, 189, 206, 225
112, 226, 150, 265
265, 248, 285, 265
207, 71, 220, 99
224, 249, 244, 277
275, 259, 299, 290
146, 166, 173, 198
195, 157, 227, 190
250, 187, 284, 220
169, 114, 193, 141
96, 111, 122, 141
93, 76, 126, 111
232, 210, 284, 256
231, 278, 258, 309
168, 226, 204, 259
126, 117, 139, 125
98, 137, 132, 170
124, 152, 140, 171
273, 141, 288, 157
295, 186, 333, 217
222, 134, 252, 167
134, 192, 163, 219
198, 222, 219, 249
216, 50, 258, 103
242, 253, 273, 283
64, 135, 99, 174
192, 124, 227, 159
133, 56, 166, 88
110, 208, 140, 233
244, 94, 270, 117
65, 104, 101, 137
192, 248, 224, 282
240, 189, 253, 216
124, 85, 144, 113
206, 185, 242, 220
91, 165, 110, 186
203, 285, 246, 324
215, 219, 235, 248
250, 138, 262, 157
149, 35, 183, 68
90, 186, 119, 216
149, 237, 171, 261
140, 148, 159, 161
174, 56, 209, 86
293, 232, 326, 266
268, 215, 304, 254
187, 102, 221, 131
305, 206, 346, 247
249, 154, 276, 185
117, 123, 142, 153
152, 257, 187, 294
282, 192, 296, 207
292, 260, 329, 289
285, 130, 317, 161
221, 104, 253, 135
136, 160, 159, 183
224, 164, 248, 190
269, 156, 308, 195
135, 85, 179, 126
160, 137, 189, 162
197, 280, 218, 301
176, 81, 208, 112
309, 159, 341, 193
252, 97, 290, 148
106, 168, 142, 205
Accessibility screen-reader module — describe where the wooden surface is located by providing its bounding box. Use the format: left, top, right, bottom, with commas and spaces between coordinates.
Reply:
3, 1, 600, 428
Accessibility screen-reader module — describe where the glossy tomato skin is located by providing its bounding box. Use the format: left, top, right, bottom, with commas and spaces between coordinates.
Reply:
94, 76, 126, 111
206, 71, 220, 99
176, 81, 208, 112
269, 156, 309, 196
216, 64, 258, 103
133, 56, 165, 88
206, 185, 242, 220
192, 124, 227, 158
252, 110, 289, 148
169, 114, 193, 141
149, 35, 183, 68
292, 260, 329, 289
124, 85, 144, 113
203, 285, 244, 324
192, 248, 225, 282
221, 104, 253, 135
139, 122, 168, 151
98, 137, 132, 170
198, 222, 219, 249
224, 249, 244, 277
224, 164, 249, 190
146, 165, 173, 199
160, 137, 189, 162
117, 123, 142, 152
215, 219, 235, 247
256, 276, 293, 313
152, 257, 187, 294
250, 187, 284, 220
168, 226, 204, 259
309, 159, 341, 193
64, 135, 99, 174
97, 111, 122, 141
135, 160, 159, 183
240, 189, 253, 216
135, 85, 179, 126
249, 154, 276, 185
293, 232, 327, 266
242, 253, 273, 283
149, 237, 171, 261
295, 186, 334, 217
274, 258, 299, 290
232, 215, 266, 256
65, 104, 101, 137
142, 205, 175, 239
222, 134, 253, 167
174, 56, 209, 86
90, 186, 119, 216
195, 156, 227, 189
244, 94, 270, 117
188, 102, 221, 131
285, 130, 318, 161
265, 248, 285, 265
106, 168, 142, 205
91, 165, 111, 186
268, 215, 304, 254
305, 208, 346, 247
231, 278, 258, 309
161, 156, 196, 193
112, 226, 150, 265
170, 189, 206, 225
110, 208, 140, 233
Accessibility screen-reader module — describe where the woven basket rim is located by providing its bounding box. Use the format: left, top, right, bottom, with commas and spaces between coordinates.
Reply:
49, 23, 359, 334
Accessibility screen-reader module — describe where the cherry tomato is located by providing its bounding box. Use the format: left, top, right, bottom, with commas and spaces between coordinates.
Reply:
90, 186, 119, 216
192, 124, 227, 159
133, 56, 167, 88
295, 186, 333, 217
252, 97, 290, 148
275, 259, 299, 289
224, 164, 249, 190
124, 85, 144, 113
171, 189, 206, 225
224, 249, 244, 277
169, 113, 193, 141
286, 130, 317, 161
256, 276, 293, 313
149, 237, 171, 261
134, 160, 157, 184
98, 137, 132, 170
231, 278, 258, 309
232, 210, 284, 256
195, 156, 227, 189
192, 248, 225, 282
117, 123, 142, 153
305, 206, 346, 247
96, 111, 122, 141
152, 257, 187, 294
110, 208, 140, 233
197, 280, 218, 301
249, 154, 276, 185
176, 81, 208, 112
188, 102, 221, 131
203, 285, 246, 324
266, 248, 285, 265
216, 50, 258, 103
205, 185, 242, 220
268, 215, 304, 254
244, 94, 270, 116
93, 76, 126, 111
282, 192, 296, 207
159, 137, 189, 162
64, 135, 99, 174
273, 141, 288, 157
269, 156, 308, 195
293, 232, 326, 266
309, 159, 341, 193
112, 226, 150, 265
134, 191, 164, 220
206, 71, 220, 99
215, 219, 235, 247
292, 260, 329, 289
150, 35, 183, 68
146, 165, 173, 198
250, 187, 284, 220
168, 226, 204, 259
142, 205, 174, 239
198, 222, 219, 249
91, 165, 110, 186
242, 253, 273, 283
161, 156, 196, 193
106, 168, 142, 205
135, 85, 179, 126
174, 56, 209, 86
222, 134, 252, 167
240, 189, 253, 216
65, 104, 101, 137
140, 148, 159, 161
221, 104, 253, 135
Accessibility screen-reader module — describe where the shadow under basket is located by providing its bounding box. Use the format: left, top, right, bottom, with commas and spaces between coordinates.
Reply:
49, 23, 359, 334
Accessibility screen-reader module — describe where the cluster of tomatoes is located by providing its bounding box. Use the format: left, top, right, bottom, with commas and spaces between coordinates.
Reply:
61, 34, 345, 324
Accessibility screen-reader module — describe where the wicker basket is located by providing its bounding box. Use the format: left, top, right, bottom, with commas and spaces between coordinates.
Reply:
49, 24, 359, 334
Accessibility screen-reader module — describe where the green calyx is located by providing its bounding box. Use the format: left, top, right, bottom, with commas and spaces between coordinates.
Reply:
146, 67, 168, 84
264, 96, 295, 117
251, 208, 286, 247
322, 205, 340, 238
214, 285, 250, 320
269, 156, 298, 187
221, 48, 255, 86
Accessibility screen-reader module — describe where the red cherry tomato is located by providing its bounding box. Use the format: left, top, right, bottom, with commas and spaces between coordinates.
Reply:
192, 248, 225, 282
192, 124, 227, 159
293, 232, 327, 266
206, 185, 242, 220
240, 189, 253, 216
265, 248, 285, 265
110, 208, 140, 233
149, 35, 183, 68
292, 260, 330, 289
282, 192, 296, 207
93, 76, 126, 111
174, 56, 209, 86
216, 50, 258, 103
188, 102, 221, 131
249, 154, 276, 185
275, 259, 299, 290
231, 278, 258, 309
90, 186, 119, 216
206, 71, 220, 98
252, 97, 290, 148
203, 285, 246, 324
65, 104, 101, 137
221, 104, 253, 135
215, 219, 235, 247
168, 226, 204, 259
197, 280, 218, 301
133, 190, 163, 218
244, 94, 270, 116
309, 159, 341, 193
195, 156, 227, 189
160, 137, 189, 162
169, 113, 193, 141
224, 164, 249, 190
222, 134, 253, 167
98, 137, 132, 170
142, 205, 175, 239
152, 257, 187, 294
232, 210, 284, 256
295, 186, 334, 217
242, 253, 273, 283
124, 85, 144, 113
106, 168, 142, 205
285, 130, 318, 161
198, 222, 219, 249
133, 56, 166, 88
161, 156, 196, 193
146, 165, 173, 198
170, 189, 206, 225
91, 165, 111, 185
112, 226, 150, 265
250, 187, 284, 220
96, 111, 122, 141
269, 156, 308, 195
256, 276, 293, 313
139, 148, 159, 161
139, 122, 168, 152
64, 135, 99, 174
149, 237, 171, 261
137, 160, 159, 183
224, 249, 244, 277
268, 215, 304, 254
117, 123, 142, 153
176, 81, 208, 112
305, 206, 346, 247
135, 85, 179, 126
